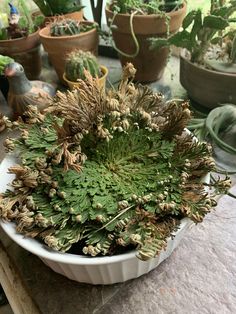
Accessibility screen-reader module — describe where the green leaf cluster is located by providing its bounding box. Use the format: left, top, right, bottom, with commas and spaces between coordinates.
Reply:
32, 0, 84, 17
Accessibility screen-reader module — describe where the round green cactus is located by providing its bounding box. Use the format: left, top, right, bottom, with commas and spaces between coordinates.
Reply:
50, 19, 81, 37
65, 50, 100, 82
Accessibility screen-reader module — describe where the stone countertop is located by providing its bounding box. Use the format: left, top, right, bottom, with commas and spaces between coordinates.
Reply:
0, 56, 236, 314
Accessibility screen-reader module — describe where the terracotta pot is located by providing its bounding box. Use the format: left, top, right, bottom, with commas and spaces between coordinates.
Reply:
180, 51, 236, 109
63, 65, 108, 90
105, 3, 187, 83
0, 31, 41, 80
39, 22, 99, 84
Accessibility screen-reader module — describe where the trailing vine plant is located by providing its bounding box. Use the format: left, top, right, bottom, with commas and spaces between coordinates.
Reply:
0, 64, 231, 261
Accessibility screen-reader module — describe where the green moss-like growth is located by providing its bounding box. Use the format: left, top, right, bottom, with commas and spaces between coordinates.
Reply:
0, 64, 230, 260
65, 50, 100, 82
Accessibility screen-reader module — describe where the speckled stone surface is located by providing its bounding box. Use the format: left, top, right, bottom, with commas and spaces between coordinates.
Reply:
0, 55, 236, 314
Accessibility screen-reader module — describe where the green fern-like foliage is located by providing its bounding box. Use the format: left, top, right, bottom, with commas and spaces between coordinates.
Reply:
0, 64, 230, 260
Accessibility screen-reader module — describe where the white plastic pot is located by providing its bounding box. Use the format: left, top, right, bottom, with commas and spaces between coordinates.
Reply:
0, 156, 193, 285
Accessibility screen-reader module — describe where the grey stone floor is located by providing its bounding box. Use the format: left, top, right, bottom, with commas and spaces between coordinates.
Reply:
0, 55, 236, 314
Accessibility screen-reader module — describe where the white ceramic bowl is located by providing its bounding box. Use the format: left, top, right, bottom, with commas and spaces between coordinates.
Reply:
0, 156, 193, 285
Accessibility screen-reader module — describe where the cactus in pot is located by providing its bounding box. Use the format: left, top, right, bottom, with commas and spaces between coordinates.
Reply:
50, 19, 81, 36
39, 18, 99, 84
65, 50, 101, 82
63, 50, 108, 90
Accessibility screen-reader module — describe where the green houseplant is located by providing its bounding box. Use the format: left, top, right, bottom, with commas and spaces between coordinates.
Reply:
105, 0, 187, 82
39, 18, 99, 84
32, 0, 84, 23
0, 0, 43, 79
0, 64, 230, 276
151, 0, 236, 108
63, 50, 108, 90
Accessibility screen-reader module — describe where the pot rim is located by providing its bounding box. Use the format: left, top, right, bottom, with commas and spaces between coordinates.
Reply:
105, 1, 187, 19
180, 49, 236, 78
0, 29, 40, 44
0, 217, 190, 265
63, 65, 108, 85
39, 21, 96, 40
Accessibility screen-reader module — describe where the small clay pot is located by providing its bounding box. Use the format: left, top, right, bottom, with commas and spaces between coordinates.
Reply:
105, 3, 187, 83
0, 31, 41, 80
39, 21, 99, 84
63, 65, 108, 90
180, 51, 236, 109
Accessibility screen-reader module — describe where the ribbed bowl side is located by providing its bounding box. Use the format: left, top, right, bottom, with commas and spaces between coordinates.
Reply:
39, 221, 192, 285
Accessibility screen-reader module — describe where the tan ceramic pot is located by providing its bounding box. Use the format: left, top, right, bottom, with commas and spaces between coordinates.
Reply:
105, 3, 187, 83
39, 21, 99, 84
0, 31, 41, 79
63, 65, 108, 90
180, 50, 236, 109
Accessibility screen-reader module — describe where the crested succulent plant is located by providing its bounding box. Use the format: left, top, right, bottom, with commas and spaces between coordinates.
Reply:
65, 50, 101, 82
0, 64, 231, 261
50, 19, 81, 36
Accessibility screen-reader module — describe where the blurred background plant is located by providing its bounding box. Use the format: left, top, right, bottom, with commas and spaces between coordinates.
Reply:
32, 0, 83, 17
0, 0, 43, 39
0, 1, 213, 27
